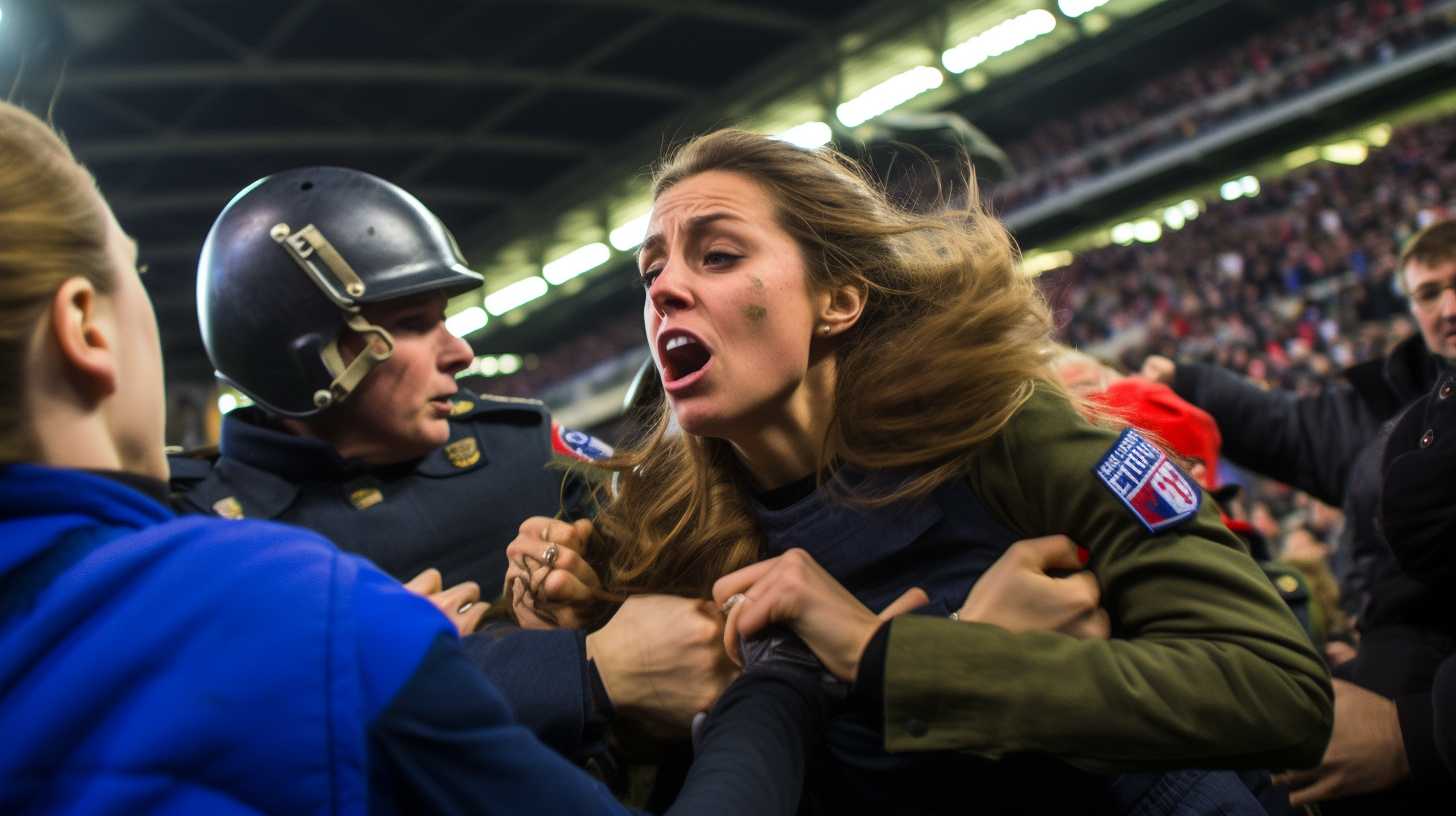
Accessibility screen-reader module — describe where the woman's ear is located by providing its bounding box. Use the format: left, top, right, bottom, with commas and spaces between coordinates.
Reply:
48, 277, 118, 400
815, 283, 867, 338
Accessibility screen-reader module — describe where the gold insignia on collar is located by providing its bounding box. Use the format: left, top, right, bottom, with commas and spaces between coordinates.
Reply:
450, 399, 474, 416
349, 486, 384, 510
445, 437, 480, 469
1275, 575, 1300, 595
212, 496, 244, 520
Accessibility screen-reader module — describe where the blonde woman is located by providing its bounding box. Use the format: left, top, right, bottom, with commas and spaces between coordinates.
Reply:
514, 129, 1333, 813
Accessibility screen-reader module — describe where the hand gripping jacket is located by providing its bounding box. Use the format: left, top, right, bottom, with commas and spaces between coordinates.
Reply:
197, 166, 483, 416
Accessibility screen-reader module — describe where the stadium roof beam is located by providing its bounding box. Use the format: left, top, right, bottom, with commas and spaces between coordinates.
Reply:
76, 131, 593, 163
398, 13, 673, 183
60, 62, 693, 100
112, 186, 515, 219
453, 0, 960, 266
547, 0, 818, 32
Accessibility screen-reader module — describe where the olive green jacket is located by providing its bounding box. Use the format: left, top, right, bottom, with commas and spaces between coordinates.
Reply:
882, 387, 1334, 772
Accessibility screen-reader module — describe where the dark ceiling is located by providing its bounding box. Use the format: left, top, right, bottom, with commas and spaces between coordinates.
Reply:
0, 0, 1335, 386
1, 0, 886, 382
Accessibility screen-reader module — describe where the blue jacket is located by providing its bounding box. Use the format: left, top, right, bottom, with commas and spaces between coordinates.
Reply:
0, 465, 626, 814
167, 395, 611, 763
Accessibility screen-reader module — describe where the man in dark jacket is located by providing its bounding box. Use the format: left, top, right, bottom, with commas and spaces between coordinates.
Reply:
1147, 219, 1456, 812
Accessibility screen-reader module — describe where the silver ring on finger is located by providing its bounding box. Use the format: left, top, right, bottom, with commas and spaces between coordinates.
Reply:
457, 601, 475, 615
720, 592, 749, 616
542, 543, 560, 569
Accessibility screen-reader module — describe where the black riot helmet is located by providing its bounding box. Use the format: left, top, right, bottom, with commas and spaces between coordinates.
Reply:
198, 167, 483, 416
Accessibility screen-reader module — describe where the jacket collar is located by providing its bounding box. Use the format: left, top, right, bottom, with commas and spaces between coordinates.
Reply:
0, 464, 174, 574
1344, 334, 1447, 421
221, 407, 365, 482
0, 464, 173, 527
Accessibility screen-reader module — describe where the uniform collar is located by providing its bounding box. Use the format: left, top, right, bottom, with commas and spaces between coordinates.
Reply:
221, 407, 424, 482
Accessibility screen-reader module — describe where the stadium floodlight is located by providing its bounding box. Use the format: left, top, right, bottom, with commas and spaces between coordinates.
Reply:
498, 354, 522, 376
774, 121, 834, 149
609, 213, 650, 251
1111, 222, 1137, 245
1365, 123, 1392, 147
1163, 207, 1185, 230
218, 393, 238, 415
1022, 250, 1074, 275
1178, 199, 1200, 220
478, 356, 500, 377
445, 306, 488, 337
484, 276, 549, 316
543, 242, 611, 285
942, 9, 1058, 74
1239, 175, 1260, 196
1133, 218, 1161, 243
1219, 180, 1243, 201
1284, 146, 1320, 170
1320, 141, 1368, 166
1058, 0, 1111, 18
836, 66, 943, 128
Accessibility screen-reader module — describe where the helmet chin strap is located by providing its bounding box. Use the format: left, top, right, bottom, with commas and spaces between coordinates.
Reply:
316, 315, 395, 410
269, 222, 395, 411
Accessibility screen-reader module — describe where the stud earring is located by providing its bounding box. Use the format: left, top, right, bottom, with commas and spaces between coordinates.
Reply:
818, 324, 832, 336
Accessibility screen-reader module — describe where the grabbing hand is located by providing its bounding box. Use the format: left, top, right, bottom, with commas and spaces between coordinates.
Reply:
1273, 679, 1409, 805
713, 548, 928, 683
957, 535, 1109, 640
404, 567, 489, 636
587, 594, 739, 737
1140, 355, 1177, 385
503, 516, 601, 630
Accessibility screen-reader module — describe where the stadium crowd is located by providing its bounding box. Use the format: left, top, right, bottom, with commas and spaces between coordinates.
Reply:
993, 0, 1456, 213
4, 0, 1456, 812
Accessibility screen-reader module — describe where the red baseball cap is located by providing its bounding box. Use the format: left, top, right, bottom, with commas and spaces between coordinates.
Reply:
1091, 378, 1222, 489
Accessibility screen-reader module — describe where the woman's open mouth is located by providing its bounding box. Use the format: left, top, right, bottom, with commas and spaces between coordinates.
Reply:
658, 330, 714, 394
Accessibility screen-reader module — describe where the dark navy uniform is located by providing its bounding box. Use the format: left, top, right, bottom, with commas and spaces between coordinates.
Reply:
172, 391, 594, 592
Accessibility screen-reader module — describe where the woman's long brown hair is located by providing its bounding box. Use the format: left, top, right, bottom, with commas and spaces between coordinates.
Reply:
585, 129, 1061, 605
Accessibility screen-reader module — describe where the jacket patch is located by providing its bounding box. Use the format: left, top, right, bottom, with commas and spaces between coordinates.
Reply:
1094, 428, 1201, 533
551, 423, 613, 462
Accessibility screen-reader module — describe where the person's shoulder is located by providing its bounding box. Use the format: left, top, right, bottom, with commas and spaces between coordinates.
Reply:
140, 515, 451, 717
447, 390, 551, 426
995, 381, 1106, 450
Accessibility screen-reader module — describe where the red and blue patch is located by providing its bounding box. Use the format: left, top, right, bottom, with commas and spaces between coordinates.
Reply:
551, 422, 614, 463
1094, 428, 1202, 533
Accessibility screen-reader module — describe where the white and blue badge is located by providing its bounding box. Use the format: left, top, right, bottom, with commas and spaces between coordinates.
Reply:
551, 423, 614, 462
1094, 428, 1201, 533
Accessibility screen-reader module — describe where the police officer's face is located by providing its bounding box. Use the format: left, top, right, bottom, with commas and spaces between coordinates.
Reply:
329, 293, 473, 463
641, 171, 827, 439
1404, 258, 1456, 364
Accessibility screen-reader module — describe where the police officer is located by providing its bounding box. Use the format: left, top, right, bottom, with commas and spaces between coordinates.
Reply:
172, 167, 735, 765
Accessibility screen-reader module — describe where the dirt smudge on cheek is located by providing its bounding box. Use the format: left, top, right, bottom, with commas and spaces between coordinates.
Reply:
743, 304, 768, 324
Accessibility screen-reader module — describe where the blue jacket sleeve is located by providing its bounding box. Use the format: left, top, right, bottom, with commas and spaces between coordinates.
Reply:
368, 633, 824, 815
460, 622, 610, 763
367, 633, 630, 815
